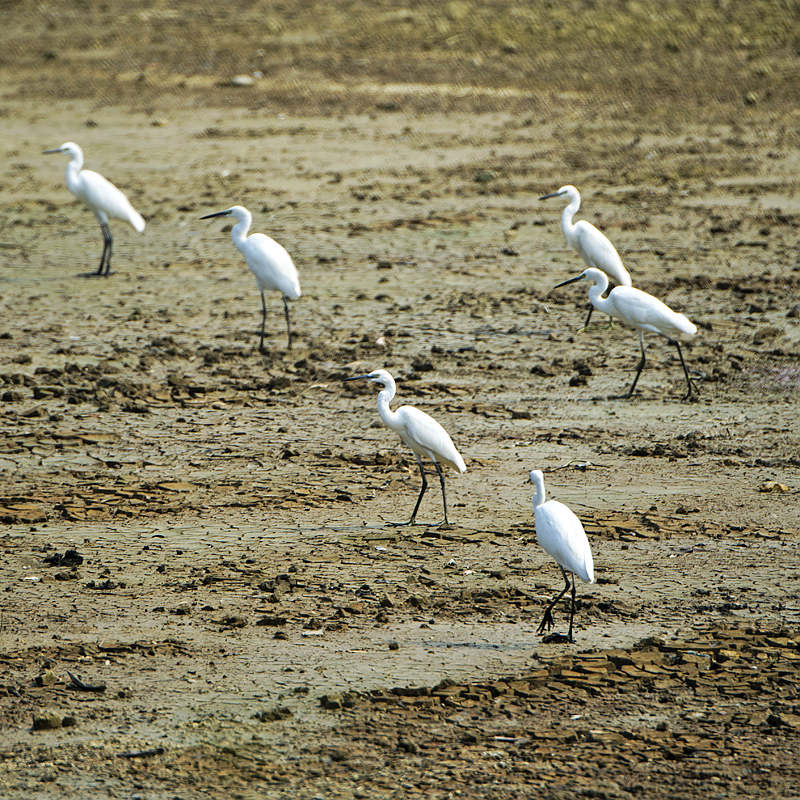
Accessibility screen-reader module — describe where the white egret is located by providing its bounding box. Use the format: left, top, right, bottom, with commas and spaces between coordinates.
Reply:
200, 205, 301, 351
540, 184, 631, 327
529, 469, 594, 643
43, 142, 145, 276
551, 267, 698, 399
345, 369, 466, 525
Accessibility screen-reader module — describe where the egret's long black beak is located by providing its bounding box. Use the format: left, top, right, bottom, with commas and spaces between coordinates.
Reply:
539, 190, 565, 201
42, 148, 62, 155
200, 210, 231, 220
548, 274, 584, 295
344, 374, 371, 382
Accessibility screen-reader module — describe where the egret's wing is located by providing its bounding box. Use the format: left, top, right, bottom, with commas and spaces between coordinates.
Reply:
398, 406, 466, 473
535, 501, 594, 582
574, 221, 630, 286
244, 233, 301, 299
79, 170, 144, 231
612, 287, 696, 338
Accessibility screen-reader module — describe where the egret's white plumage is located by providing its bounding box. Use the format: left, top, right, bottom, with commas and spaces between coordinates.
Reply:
540, 184, 631, 328
530, 469, 594, 642
345, 369, 466, 525
44, 141, 145, 276
201, 205, 301, 351
552, 267, 698, 399
540, 185, 631, 287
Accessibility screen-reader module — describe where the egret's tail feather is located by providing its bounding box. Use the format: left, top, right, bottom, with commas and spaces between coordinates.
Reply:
130, 210, 145, 233
583, 551, 595, 584
675, 313, 697, 338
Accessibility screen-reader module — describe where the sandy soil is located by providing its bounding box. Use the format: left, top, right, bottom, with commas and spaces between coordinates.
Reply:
1, 2, 799, 798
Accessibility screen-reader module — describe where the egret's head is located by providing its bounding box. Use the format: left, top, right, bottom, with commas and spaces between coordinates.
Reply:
529, 469, 547, 506
549, 267, 607, 295
344, 368, 394, 388
43, 142, 81, 158
539, 184, 579, 202
581, 267, 608, 285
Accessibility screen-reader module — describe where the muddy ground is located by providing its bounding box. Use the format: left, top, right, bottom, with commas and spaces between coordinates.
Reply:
1, 2, 799, 798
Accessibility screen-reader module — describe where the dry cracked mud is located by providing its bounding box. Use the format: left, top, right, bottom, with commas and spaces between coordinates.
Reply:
0, 2, 799, 798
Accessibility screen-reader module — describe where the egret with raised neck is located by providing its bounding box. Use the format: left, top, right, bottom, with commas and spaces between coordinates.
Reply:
345, 369, 466, 526
529, 469, 594, 643
200, 205, 301, 352
540, 184, 631, 327
44, 141, 145, 276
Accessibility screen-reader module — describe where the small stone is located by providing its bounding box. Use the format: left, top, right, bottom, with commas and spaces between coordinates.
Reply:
752, 325, 782, 344
218, 614, 247, 628
573, 360, 592, 376
32, 712, 63, 731
34, 669, 59, 687
398, 736, 419, 753
759, 481, 789, 493
229, 74, 255, 87
256, 615, 287, 627
253, 706, 292, 722
411, 357, 434, 372
44, 549, 83, 567
319, 692, 356, 710
319, 694, 341, 710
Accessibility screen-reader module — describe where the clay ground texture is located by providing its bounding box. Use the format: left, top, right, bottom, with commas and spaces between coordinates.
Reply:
0, 2, 799, 798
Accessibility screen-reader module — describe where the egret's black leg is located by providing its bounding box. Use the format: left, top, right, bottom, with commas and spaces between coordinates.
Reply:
616, 331, 646, 399
537, 566, 572, 636
259, 291, 267, 353
566, 572, 577, 642
583, 303, 594, 329
671, 339, 697, 400
408, 456, 428, 525
103, 225, 113, 276
97, 223, 112, 276
283, 296, 293, 350
96, 225, 107, 275
387, 457, 428, 527
433, 461, 449, 525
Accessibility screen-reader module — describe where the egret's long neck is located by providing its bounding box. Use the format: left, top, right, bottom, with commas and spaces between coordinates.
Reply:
588, 277, 612, 313
531, 473, 546, 508
65, 149, 83, 192
560, 194, 581, 246
376, 380, 401, 431
231, 211, 252, 251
